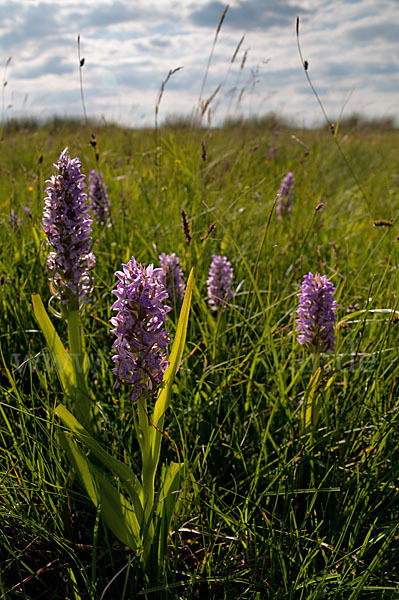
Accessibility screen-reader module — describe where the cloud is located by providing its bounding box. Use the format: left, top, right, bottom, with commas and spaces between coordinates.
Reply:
149, 38, 173, 49
324, 60, 398, 79
189, 0, 309, 31
346, 22, 399, 43
0, 2, 62, 48
13, 56, 74, 79
73, 1, 161, 28
135, 37, 173, 53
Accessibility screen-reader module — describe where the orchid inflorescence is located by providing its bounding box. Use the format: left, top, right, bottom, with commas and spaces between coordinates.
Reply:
110, 257, 171, 401
276, 171, 295, 220
9, 208, 21, 230
158, 252, 186, 309
296, 272, 338, 353
207, 254, 234, 311
88, 169, 111, 226
42, 148, 96, 307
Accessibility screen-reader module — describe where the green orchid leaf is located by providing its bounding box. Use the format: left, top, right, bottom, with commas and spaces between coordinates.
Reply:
32, 293, 75, 394
156, 461, 184, 563
157, 460, 183, 523
58, 414, 140, 550
152, 268, 194, 436
56, 404, 144, 524
58, 429, 99, 507
89, 462, 140, 550
302, 366, 322, 433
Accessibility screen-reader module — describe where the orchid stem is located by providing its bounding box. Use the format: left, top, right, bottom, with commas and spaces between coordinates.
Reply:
136, 394, 156, 557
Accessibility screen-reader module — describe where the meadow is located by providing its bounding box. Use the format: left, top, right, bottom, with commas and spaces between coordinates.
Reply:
0, 114, 398, 599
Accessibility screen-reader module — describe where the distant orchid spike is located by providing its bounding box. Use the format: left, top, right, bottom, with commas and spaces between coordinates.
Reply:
110, 257, 170, 401
158, 252, 186, 308
9, 208, 21, 231
42, 148, 96, 307
207, 254, 234, 311
88, 169, 111, 226
296, 272, 338, 352
276, 171, 294, 220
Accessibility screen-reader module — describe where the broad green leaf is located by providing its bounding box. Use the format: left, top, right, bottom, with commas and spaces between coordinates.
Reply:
63, 308, 95, 430
58, 429, 99, 507
32, 294, 75, 394
147, 268, 193, 484
56, 404, 144, 523
156, 461, 184, 565
58, 415, 140, 549
152, 268, 194, 433
157, 461, 183, 524
302, 367, 322, 433
89, 462, 140, 550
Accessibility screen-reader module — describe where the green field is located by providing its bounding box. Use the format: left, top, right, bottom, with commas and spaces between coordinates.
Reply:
1, 116, 398, 598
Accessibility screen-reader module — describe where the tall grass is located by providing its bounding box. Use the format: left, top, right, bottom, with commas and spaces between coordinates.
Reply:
0, 113, 398, 598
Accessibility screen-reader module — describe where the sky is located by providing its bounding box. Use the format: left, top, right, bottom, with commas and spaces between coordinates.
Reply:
0, 0, 398, 128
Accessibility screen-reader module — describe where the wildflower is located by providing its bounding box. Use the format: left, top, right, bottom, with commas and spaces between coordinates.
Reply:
158, 252, 186, 309
296, 272, 338, 352
207, 254, 234, 311
110, 257, 170, 401
276, 171, 294, 220
42, 148, 95, 307
9, 209, 21, 230
88, 169, 111, 226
